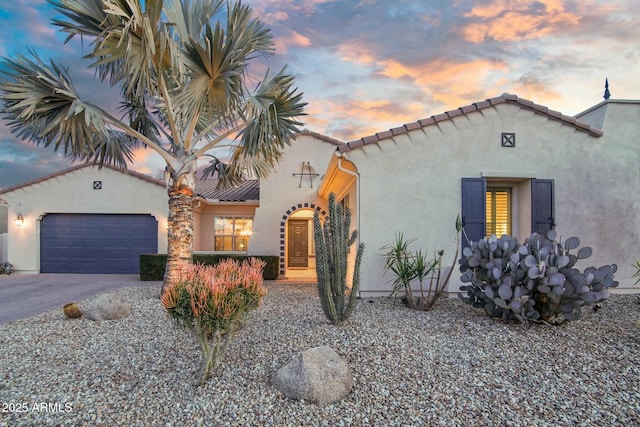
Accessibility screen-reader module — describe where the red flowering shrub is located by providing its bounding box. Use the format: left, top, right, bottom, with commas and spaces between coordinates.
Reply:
161, 258, 267, 384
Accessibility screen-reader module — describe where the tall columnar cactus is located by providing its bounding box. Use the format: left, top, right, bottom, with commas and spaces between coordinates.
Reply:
314, 193, 365, 325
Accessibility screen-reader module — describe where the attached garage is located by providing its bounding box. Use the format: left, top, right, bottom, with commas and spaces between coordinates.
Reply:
40, 214, 158, 274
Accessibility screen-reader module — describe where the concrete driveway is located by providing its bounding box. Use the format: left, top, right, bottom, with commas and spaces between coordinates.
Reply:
0, 274, 161, 323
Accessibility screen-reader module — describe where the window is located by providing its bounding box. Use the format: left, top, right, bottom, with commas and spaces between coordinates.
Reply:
339, 194, 350, 211
486, 188, 511, 237
214, 217, 253, 252
462, 178, 554, 251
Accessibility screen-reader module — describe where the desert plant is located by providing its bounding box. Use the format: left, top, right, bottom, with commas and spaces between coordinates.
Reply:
382, 216, 461, 310
382, 233, 421, 307
632, 258, 640, 286
314, 193, 364, 325
458, 230, 618, 325
161, 258, 267, 385
0, 262, 13, 275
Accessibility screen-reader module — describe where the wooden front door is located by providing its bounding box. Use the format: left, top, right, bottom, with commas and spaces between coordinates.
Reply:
288, 220, 308, 267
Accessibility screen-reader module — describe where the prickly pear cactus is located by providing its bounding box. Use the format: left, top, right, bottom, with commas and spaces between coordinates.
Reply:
458, 230, 618, 325
314, 193, 364, 325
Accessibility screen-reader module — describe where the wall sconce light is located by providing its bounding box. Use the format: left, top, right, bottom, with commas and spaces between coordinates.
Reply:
15, 212, 24, 226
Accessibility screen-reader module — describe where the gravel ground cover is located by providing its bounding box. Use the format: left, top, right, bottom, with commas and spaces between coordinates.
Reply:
0, 283, 639, 426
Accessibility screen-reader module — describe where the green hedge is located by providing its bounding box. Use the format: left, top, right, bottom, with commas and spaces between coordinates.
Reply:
139, 254, 280, 281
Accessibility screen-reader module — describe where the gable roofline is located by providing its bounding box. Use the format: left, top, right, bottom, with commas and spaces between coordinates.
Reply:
575, 98, 640, 118
0, 163, 165, 195
295, 129, 346, 147
337, 93, 604, 153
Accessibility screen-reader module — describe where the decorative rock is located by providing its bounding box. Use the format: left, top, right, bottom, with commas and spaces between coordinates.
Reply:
83, 294, 132, 321
63, 302, 83, 319
272, 346, 353, 405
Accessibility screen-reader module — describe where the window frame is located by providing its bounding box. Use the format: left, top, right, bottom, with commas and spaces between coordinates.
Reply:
213, 216, 253, 252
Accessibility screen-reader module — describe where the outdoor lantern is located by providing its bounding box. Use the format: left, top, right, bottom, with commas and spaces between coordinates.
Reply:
15, 212, 24, 226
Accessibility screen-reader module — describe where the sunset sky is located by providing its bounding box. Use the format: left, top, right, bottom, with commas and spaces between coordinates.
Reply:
1, 0, 638, 188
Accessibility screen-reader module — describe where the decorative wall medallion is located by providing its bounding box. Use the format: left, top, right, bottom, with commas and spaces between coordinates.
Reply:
501, 132, 516, 147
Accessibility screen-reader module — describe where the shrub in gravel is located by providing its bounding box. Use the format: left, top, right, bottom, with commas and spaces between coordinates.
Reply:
161, 258, 267, 384
458, 230, 618, 325
382, 216, 461, 311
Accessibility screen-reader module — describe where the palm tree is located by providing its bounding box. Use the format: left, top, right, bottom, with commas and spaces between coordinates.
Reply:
0, 0, 306, 287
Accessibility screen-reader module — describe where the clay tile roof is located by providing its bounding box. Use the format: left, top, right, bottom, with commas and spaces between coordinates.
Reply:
295, 129, 345, 146
487, 95, 505, 105
446, 109, 463, 118
195, 179, 259, 202
362, 135, 379, 144
347, 139, 365, 149
473, 100, 491, 109
376, 130, 393, 139
418, 117, 436, 126
338, 93, 603, 153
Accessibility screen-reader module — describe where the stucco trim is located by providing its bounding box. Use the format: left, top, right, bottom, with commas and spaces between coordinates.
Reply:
337, 93, 604, 153
575, 98, 640, 118
482, 171, 537, 179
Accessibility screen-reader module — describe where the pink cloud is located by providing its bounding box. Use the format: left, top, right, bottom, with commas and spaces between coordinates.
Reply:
273, 29, 312, 54
462, 0, 581, 43
246, 0, 337, 22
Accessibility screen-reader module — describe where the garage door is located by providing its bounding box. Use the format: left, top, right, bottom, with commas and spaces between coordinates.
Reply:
40, 214, 158, 274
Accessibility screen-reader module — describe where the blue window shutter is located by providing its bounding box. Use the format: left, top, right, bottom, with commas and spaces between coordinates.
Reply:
531, 179, 554, 235
461, 178, 486, 250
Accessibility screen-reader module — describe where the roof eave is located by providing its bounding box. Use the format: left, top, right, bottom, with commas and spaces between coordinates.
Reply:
339, 94, 604, 152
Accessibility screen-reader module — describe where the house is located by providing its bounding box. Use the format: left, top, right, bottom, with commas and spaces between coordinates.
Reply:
2, 95, 638, 295
318, 94, 640, 296
0, 130, 341, 277
0, 165, 168, 274
191, 130, 343, 280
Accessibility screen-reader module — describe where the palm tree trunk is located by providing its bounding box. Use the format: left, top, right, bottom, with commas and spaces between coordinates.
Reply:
163, 166, 196, 291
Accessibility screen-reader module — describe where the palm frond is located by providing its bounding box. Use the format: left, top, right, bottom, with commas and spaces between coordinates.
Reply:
200, 155, 245, 188
118, 98, 162, 146
49, 0, 112, 42
236, 67, 306, 176
178, 2, 274, 121
0, 52, 136, 169
7, 0, 307, 186
84, 130, 137, 169
163, 0, 224, 41
1, 53, 103, 150
225, 1, 275, 59
95, 0, 170, 98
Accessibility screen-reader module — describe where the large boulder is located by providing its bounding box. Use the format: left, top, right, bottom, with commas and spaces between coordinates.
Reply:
83, 294, 132, 321
272, 346, 353, 405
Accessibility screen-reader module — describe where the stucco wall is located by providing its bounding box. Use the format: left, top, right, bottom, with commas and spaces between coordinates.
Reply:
0, 166, 168, 273
249, 133, 338, 272
342, 101, 640, 295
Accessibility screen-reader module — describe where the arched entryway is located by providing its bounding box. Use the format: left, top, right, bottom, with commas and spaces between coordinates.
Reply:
279, 203, 326, 280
